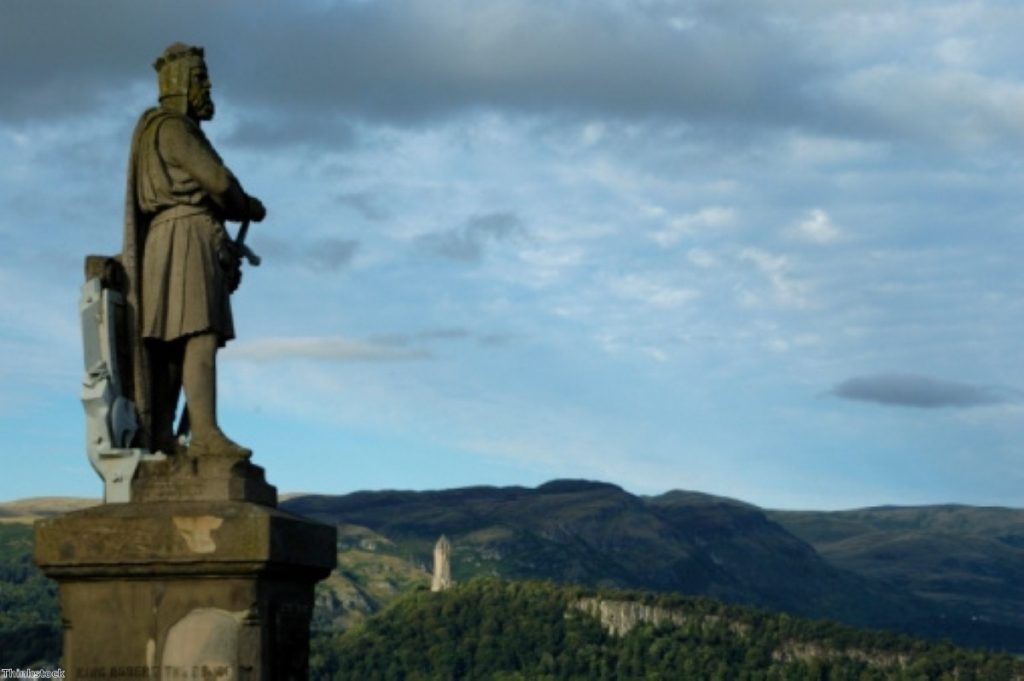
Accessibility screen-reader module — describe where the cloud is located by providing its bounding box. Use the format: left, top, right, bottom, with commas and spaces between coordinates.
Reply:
0, 0, 821, 130
224, 110, 355, 150
5, 1, 1022, 159
368, 328, 470, 347
826, 64, 1024, 150
653, 207, 736, 248
788, 209, 842, 244
337, 191, 389, 222
226, 336, 430, 363
830, 373, 1021, 409
308, 238, 360, 271
258, 237, 359, 272
738, 248, 810, 308
608, 274, 699, 309
418, 211, 524, 263
686, 249, 719, 269
227, 326, 511, 363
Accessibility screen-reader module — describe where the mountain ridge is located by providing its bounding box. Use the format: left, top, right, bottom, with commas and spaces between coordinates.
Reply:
284, 478, 1022, 650
5, 480, 1024, 652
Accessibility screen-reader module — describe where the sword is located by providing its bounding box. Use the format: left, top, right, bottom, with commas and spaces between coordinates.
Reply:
234, 219, 261, 266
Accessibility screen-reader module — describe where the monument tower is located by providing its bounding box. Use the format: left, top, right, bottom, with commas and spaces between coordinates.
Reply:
431, 534, 453, 592
34, 43, 336, 681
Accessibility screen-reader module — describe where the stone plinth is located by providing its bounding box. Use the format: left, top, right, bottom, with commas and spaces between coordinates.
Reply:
34, 468, 336, 681
132, 455, 277, 506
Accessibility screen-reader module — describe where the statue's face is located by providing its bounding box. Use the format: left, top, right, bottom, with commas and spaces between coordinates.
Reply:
188, 64, 215, 121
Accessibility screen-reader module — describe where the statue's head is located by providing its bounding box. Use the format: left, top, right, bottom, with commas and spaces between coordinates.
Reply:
154, 43, 214, 121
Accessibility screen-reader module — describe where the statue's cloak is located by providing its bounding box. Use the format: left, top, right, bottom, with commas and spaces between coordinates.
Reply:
122, 106, 172, 450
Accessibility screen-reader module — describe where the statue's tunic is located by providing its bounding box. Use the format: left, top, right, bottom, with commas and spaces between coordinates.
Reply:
130, 107, 248, 343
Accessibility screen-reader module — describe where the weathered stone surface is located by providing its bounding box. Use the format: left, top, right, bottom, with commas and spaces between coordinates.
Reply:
35, 500, 333, 576
131, 454, 277, 506
34, 500, 336, 680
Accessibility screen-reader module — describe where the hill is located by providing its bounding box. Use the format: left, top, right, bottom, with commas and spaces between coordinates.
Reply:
0, 497, 98, 524
283, 481, 1013, 649
770, 505, 1024, 644
4, 482, 1024, 660
0, 523, 60, 668
312, 578, 1024, 680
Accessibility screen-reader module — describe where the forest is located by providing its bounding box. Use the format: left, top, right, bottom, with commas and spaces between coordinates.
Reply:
311, 579, 1024, 680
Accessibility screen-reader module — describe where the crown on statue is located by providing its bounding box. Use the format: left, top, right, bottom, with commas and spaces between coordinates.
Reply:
154, 43, 206, 100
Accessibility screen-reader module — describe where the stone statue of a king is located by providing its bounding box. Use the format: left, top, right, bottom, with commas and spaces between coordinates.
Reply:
122, 42, 265, 459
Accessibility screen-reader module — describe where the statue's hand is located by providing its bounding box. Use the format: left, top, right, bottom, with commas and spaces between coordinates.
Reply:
219, 241, 244, 293
247, 195, 267, 222
226, 263, 243, 293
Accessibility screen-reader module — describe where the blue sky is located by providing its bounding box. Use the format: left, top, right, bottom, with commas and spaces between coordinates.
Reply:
1, 0, 1022, 509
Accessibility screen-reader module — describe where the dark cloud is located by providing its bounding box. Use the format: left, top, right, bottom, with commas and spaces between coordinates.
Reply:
308, 238, 360, 271
368, 328, 468, 348
0, 1, 226, 123
224, 111, 355, 150
478, 332, 516, 347
227, 336, 430, 363
418, 211, 524, 263
830, 373, 1021, 409
337, 192, 388, 222
258, 236, 359, 272
4, 2, 1015, 153
0, 0, 821, 130
368, 327, 513, 351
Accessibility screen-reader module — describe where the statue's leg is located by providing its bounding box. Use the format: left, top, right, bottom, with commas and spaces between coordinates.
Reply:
182, 331, 250, 457
147, 339, 184, 454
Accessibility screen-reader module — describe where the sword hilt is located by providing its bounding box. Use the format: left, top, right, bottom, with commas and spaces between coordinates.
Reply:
234, 219, 261, 266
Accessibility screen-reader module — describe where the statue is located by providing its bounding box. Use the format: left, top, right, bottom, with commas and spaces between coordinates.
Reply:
121, 43, 266, 459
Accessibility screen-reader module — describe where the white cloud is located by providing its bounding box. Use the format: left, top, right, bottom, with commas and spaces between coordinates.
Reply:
789, 209, 842, 244
686, 248, 719, 269
513, 245, 586, 288
580, 122, 606, 146
608, 274, 699, 309
739, 248, 811, 308
830, 65, 1024, 149
784, 133, 885, 165
653, 207, 736, 248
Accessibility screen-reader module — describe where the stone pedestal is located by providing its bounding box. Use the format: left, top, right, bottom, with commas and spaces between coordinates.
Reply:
34, 458, 336, 681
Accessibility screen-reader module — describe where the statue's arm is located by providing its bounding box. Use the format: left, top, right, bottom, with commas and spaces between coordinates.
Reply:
159, 117, 260, 222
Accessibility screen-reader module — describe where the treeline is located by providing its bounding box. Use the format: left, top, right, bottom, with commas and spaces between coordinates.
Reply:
0, 524, 61, 668
311, 579, 1024, 680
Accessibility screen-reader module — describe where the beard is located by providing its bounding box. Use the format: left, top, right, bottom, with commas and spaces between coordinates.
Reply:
190, 91, 215, 121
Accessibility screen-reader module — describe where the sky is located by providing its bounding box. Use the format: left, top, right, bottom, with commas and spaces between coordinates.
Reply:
1, 0, 1022, 510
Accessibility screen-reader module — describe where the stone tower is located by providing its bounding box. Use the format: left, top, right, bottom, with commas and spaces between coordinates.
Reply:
431, 534, 453, 592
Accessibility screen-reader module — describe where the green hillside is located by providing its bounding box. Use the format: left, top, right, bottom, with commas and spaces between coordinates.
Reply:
284, 481, 1016, 649
770, 505, 1024, 645
311, 578, 1024, 680
5, 484, 1024, 669
0, 523, 60, 668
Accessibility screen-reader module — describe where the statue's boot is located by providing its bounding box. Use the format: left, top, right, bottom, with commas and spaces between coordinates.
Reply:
183, 332, 251, 459
189, 428, 252, 458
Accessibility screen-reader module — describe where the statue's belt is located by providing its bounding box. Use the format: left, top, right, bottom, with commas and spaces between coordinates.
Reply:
149, 203, 216, 227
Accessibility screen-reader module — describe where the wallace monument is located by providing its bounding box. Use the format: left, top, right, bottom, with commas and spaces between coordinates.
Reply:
33, 43, 336, 680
